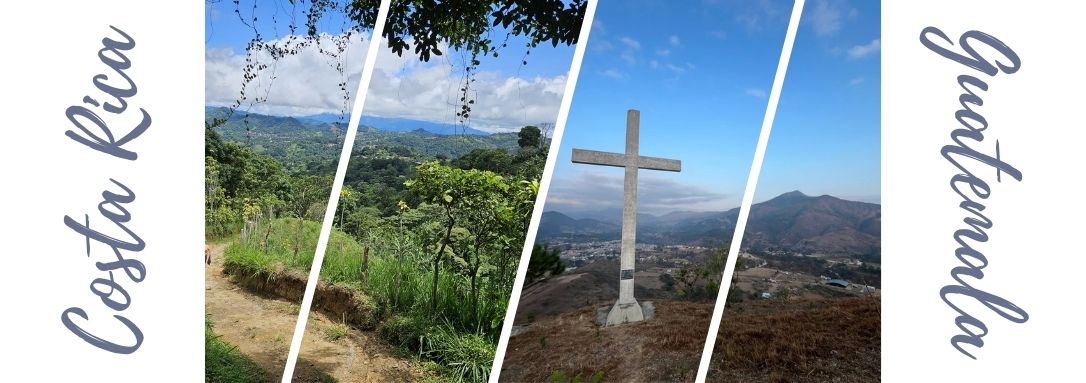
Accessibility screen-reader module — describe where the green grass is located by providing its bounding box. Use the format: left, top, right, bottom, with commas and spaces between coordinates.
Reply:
223, 217, 363, 276
205, 317, 269, 383
222, 218, 509, 383
323, 322, 350, 342
361, 248, 509, 383
418, 324, 496, 383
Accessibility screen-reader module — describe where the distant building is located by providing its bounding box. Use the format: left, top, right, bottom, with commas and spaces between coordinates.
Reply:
761, 292, 772, 299
827, 279, 849, 288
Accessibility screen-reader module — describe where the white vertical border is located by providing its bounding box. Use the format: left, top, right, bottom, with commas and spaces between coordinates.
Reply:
694, 1, 804, 382
279, 1, 392, 381
488, 0, 598, 381
6, 1, 203, 380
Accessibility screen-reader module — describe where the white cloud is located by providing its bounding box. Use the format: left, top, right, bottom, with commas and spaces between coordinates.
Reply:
546, 171, 729, 214
592, 20, 606, 35
648, 60, 693, 75
847, 39, 881, 59
205, 32, 368, 116
734, 0, 784, 31
656, 48, 671, 57
810, 0, 852, 37
710, 30, 727, 40
745, 88, 767, 98
206, 34, 571, 133
849, 77, 865, 86
364, 45, 570, 132
591, 39, 615, 52
589, 20, 614, 52
669, 35, 681, 46
601, 69, 626, 80
612, 37, 643, 65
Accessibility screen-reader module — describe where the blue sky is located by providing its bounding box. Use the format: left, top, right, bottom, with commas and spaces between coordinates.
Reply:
205, 1, 578, 132
545, 0, 880, 217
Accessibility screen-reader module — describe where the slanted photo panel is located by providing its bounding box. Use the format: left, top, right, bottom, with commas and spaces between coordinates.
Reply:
496, 1, 801, 381
203, 1, 378, 381
287, 1, 590, 382
705, 1, 881, 382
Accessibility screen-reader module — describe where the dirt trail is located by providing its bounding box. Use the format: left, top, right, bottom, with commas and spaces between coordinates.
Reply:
205, 243, 432, 383
291, 309, 433, 382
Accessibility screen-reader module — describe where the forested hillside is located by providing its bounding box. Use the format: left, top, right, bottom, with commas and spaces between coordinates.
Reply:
206, 109, 551, 382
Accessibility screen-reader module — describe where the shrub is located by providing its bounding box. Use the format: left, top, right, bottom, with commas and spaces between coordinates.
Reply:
419, 324, 495, 383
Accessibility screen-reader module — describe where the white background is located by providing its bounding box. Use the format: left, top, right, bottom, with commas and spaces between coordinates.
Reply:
2, 1, 1084, 380
883, 1, 1082, 380
1, 1, 203, 380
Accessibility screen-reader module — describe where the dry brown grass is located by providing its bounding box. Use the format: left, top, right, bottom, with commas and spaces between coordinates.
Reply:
500, 300, 713, 382
708, 296, 881, 383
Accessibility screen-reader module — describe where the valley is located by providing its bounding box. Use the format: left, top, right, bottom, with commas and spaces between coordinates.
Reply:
507, 191, 882, 382
537, 191, 882, 305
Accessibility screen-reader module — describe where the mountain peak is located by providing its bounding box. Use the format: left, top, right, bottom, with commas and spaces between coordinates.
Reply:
775, 190, 808, 199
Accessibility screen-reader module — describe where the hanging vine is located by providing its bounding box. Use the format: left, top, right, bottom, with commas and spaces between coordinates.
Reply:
210, 0, 585, 134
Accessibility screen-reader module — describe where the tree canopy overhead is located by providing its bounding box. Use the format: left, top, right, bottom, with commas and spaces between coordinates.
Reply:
342, 0, 587, 62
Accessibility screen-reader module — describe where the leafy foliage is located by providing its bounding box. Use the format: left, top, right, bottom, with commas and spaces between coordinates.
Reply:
356, 0, 587, 61
205, 88, 550, 383
517, 125, 541, 149
328, 139, 545, 382
527, 244, 564, 282
675, 247, 729, 301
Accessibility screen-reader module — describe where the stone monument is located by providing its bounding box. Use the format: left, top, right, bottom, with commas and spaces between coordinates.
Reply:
571, 109, 681, 326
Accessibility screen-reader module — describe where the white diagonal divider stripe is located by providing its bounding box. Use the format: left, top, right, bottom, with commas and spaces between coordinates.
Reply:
694, 1, 805, 382
489, 0, 598, 381
280, 1, 392, 381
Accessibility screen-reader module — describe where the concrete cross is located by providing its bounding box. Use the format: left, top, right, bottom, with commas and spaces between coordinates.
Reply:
571, 109, 681, 326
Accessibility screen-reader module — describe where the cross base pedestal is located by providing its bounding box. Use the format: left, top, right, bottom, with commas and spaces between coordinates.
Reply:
604, 300, 653, 326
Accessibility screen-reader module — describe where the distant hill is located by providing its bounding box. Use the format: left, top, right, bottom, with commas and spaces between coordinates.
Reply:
354, 125, 521, 159
539, 191, 880, 257
297, 112, 348, 124
205, 107, 523, 167
536, 211, 619, 241
207, 106, 491, 136
737, 191, 880, 256
359, 115, 490, 136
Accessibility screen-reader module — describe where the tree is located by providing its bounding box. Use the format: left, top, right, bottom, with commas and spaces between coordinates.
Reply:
456, 170, 511, 321
205, 156, 222, 211
337, 185, 358, 229
405, 161, 469, 312
345, 0, 586, 61
527, 244, 564, 282
674, 246, 731, 301
658, 272, 675, 291
289, 175, 331, 258
406, 160, 530, 321
452, 148, 513, 174
517, 125, 542, 149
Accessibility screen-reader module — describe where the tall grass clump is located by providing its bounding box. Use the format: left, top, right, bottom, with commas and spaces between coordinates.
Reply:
418, 323, 496, 383
205, 316, 268, 383
223, 217, 362, 276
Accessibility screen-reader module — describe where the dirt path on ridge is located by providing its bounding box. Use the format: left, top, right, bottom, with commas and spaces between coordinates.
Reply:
205, 242, 432, 383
